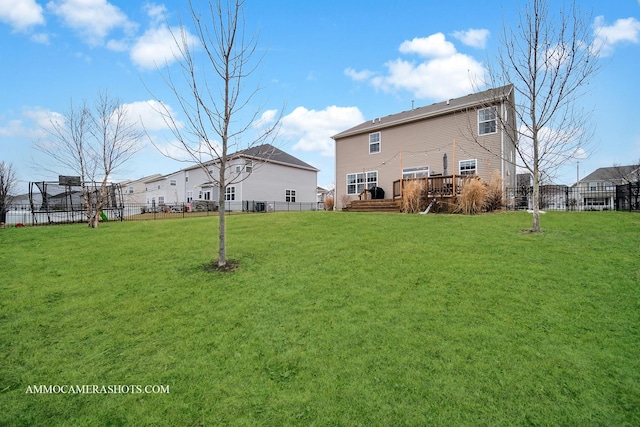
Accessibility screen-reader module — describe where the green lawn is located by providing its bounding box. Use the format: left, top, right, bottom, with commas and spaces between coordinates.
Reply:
1, 211, 639, 426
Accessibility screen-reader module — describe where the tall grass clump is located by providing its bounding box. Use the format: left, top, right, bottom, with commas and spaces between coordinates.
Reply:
324, 196, 334, 211
401, 180, 424, 213
485, 170, 505, 212
456, 176, 487, 214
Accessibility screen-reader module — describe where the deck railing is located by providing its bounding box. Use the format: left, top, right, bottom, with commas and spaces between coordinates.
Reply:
392, 175, 473, 199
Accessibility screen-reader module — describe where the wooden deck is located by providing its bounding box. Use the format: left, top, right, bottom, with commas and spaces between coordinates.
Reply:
343, 175, 474, 213
392, 175, 472, 199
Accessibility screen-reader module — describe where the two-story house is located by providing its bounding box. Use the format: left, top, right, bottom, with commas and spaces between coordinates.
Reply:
574, 164, 640, 210
144, 144, 319, 212
332, 85, 517, 209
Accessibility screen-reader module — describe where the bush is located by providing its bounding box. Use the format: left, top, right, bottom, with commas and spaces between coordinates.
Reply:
485, 170, 504, 212
324, 196, 334, 211
456, 177, 487, 214
401, 180, 425, 213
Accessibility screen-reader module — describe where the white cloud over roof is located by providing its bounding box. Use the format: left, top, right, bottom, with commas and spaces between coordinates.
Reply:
346, 32, 487, 100
280, 106, 364, 157
0, 0, 44, 31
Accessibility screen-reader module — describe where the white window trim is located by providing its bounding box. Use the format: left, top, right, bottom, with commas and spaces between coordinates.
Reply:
346, 171, 378, 195
478, 107, 497, 135
402, 166, 429, 179
369, 132, 381, 154
285, 189, 296, 203
225, 186, 236, 201
459, 159, 477, 176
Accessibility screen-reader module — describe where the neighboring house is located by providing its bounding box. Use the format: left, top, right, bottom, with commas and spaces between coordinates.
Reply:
144, 171, 183, 210
573, 164, 640, 210
119, 174, 162, 205
332, 85, 517, 209
146, 144, 319, 211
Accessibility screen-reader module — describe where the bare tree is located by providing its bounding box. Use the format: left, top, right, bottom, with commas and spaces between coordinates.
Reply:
152, 0, 281, 269
475, 0, 600, 231
35, 92, 142, 228
0, 162, 18, 224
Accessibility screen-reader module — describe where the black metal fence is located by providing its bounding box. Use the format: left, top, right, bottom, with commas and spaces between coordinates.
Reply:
506, 182, 640, 212
2, 200, 321, 226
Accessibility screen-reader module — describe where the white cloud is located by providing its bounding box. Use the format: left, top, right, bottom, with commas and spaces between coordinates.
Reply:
130, 24, 197, 69
0, 0, 44, 31
47, 0, 137, 46
280, 106, 364, 157
30, 32, 50, 44
254, 109, 278, 129
371, 54, 486, 100
451, 28, 490, 49
144, 3, 168, 26
0, 107, 63, 139
346, 33, 487, 101
399, 34, 456, 57
123, 100, 180, 132
344, 67, 375, 81
593, 16, 640, 56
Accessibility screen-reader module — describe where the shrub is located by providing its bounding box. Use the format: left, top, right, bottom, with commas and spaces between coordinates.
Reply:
324, 196, 335, 211
456, 176, 487, 214
401, 180, 425, 213
340, 194, 351, 210
485, 170, 504, 212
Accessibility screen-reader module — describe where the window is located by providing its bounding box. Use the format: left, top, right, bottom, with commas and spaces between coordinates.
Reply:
185, 172, 189, 183
127, 186, 134, 194
478, 107, 497, 135
402, 166, 429, 179
286, 189, 296, 202
235, 166, 242, 173
187, 191, 193, 203
225, 186, 235, 201
369, 132, 381, 154
459, 159, 477, 176
588, 182, 598, 191
204, 191, 211, 200
245, 160, 253, 173
158, 196, 165, 206
170, 180, 176, 186
605, 182, 615, 191
346, 171, 378, 195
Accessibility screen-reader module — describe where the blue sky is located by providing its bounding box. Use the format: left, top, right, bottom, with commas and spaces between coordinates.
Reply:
1, 0, 639, 193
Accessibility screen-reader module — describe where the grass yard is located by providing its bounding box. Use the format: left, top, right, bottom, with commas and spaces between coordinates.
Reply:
1, 211, 639, 426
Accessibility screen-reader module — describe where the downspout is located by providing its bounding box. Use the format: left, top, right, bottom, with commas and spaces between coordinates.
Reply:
336, 139, 338, 210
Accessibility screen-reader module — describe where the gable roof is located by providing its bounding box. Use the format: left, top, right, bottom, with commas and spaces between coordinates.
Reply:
581, 165, 639, 183
184, 144, 318, 172
235, 144, 318, 171
332, 84, 514, 140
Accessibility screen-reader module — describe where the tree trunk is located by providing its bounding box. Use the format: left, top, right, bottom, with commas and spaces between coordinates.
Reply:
218, 156, 227, 267
532, 171, 540, 232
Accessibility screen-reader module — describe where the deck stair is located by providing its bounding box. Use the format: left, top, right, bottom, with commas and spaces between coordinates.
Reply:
343, 199, 401, 213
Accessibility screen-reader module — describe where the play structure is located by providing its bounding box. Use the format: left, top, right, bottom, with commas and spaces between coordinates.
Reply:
29, 176, 124, 225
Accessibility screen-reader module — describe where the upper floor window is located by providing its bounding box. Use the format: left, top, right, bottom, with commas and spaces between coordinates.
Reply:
369, 132, 381, 154
459, 159, 477, 176
285, 189, 296, 202
170, 180, 176, 186
245, 160, 253, 173
588, 182, 597, 191
478, 107, 497, 135
127, 186, 134, 194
